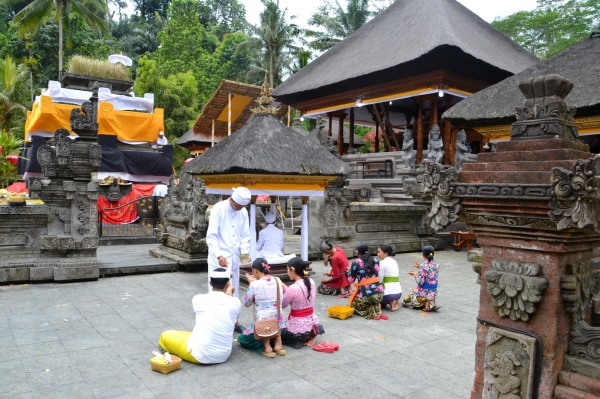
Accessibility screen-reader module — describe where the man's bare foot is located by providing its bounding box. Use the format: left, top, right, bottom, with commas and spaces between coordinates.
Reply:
305, 337, 317, 347
391, 300, 400, 311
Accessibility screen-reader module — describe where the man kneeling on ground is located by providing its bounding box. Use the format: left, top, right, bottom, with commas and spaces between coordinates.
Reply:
158, 268, 241, 364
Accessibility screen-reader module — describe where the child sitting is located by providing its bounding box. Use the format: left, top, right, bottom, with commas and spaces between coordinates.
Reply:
403, 245, 440, 312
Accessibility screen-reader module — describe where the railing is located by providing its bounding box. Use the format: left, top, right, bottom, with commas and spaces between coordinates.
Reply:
98, 195, 164, 238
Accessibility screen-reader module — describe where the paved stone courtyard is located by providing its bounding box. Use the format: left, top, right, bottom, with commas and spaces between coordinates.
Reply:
0, 246, 478, 398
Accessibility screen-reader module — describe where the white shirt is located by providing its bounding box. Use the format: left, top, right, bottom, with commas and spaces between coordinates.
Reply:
378, 257, 402, 296
157, 135, 168, 145
152, 184, 168, 197
186, 291, 241, 364
256, 224, 284, 259
206, 199, 250, 268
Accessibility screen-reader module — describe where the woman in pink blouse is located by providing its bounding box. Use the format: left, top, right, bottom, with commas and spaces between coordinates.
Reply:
281, 257, 322, 348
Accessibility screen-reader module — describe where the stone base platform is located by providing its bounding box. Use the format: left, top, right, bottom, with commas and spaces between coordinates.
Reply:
0, 259, 99, 284
149, 245, 208, 270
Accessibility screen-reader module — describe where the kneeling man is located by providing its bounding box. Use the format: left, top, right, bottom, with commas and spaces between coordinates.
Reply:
159, 268, 241, 364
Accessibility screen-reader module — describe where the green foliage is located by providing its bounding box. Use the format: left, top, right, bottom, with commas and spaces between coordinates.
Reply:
198, 0, 246, 39
0, 130, 24, 187
0, 55, 28, 134
307, 0, 371, 51
492, 0, 600, 59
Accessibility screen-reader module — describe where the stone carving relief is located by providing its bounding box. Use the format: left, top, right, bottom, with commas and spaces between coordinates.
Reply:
422, 160, 461, 231
426, 125, 444, 164
0, 233, 30, 246
569, 320, 600, 362
401, 129, 415, 170
37, 129, 73, 178
464, 213, 556, 231
76, 199, 91, 235
549, 154, 600, 231
511, 74, 578, 140
484, 259, 549, 321
71, 101, 99, 133
455, 184, 552, 200
454, 129, 471, 172
98, 178, 133, 202
323, 187, 369, 238
561, 261, 600, 323
484, 327, 537, 399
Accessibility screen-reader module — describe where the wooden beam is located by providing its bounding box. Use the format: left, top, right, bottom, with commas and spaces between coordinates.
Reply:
382, 103, 400, 149
374, 118, 379, 153
416, 97, 424, 164
371, 104, 391, 151
431, 95, 439, 129
349, 108, 355, 152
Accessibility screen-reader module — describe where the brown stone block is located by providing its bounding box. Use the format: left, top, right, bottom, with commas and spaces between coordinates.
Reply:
462, 160, 580, 172
496, 138, 589, 153
554, 385, 600, 399
560, 371, 600, 396
459, 170, 551, 184
477, 149, 592, 163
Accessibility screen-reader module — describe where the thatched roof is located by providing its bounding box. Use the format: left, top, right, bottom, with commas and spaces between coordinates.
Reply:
193, 80, 288, 139
272, 0, 539, 105
183, 114, 350, 176
443, 32, 600, 126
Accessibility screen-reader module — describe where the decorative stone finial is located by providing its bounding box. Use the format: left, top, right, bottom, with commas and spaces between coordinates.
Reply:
511, 74, 578, 140
250, 76, 280, 115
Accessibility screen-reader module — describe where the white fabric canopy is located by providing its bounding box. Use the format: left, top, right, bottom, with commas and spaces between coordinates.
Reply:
205, 188, 324, 196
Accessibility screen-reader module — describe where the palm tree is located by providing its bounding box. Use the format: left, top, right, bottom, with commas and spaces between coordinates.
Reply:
307, 0, 371, 51
0, 55, 29, 134
4, 0, 110, 78
236, 0, 300, 87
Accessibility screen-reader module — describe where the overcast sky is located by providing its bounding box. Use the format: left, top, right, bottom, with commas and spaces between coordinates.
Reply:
240, 0, 539, 27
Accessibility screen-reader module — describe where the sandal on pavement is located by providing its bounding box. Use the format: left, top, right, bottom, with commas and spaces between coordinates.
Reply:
312, 343, 335, 353
338, 292, 351, 298
379, 314, 389, 320
322, 342, 339, 351
262, 351, 276, 358
275, 349, 286, 356
424, 306, 440, 313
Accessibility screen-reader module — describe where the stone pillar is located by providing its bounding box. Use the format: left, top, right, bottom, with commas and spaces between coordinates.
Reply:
337, 111, 346, 156
434, 75, 594, 398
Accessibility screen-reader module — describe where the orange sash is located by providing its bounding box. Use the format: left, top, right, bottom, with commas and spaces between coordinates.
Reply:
347, 277, 380, 307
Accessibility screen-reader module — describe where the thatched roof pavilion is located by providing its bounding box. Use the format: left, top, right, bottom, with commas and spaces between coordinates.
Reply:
443, 31, 600, 141
176, 128, 222, 155
184, 79, 350, 260
271, 0, 539, 163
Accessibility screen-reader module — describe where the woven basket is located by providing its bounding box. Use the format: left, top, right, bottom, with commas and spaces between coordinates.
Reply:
327, 305, 355, 320
150, 355, 182, 374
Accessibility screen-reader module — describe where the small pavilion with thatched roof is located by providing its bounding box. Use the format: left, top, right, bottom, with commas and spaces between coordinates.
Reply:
271, 0, 539, 165
443, 30, 600, 148
183, 78, 351, 262
178, 80, 289, 155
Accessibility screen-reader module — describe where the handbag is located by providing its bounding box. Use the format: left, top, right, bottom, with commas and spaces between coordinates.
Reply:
253, 277, 281, 341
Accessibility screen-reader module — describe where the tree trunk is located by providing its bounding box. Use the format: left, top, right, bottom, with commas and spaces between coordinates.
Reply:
58, 3, 63, 80
269, 49, 274, 88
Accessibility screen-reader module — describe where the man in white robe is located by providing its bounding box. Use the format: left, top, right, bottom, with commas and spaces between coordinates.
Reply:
256, 211, 284, 259
206, 187, 251, 301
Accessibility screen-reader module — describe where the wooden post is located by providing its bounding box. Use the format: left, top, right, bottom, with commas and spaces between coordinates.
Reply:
300, 196, 309, 261
337, 111, 346, 155
431, 95, 439, 130
327, 112, 333, 137
349, 108, 355, 154
444, 120, 452, 165
228, 93, 232, 136
416, 97, 424, 163
374, 118, 380, 153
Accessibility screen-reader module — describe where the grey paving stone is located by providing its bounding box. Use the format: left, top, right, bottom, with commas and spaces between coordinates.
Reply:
106, 389, 157, 399
61, 332, 110, 352
265, 378, 331, 399
14, 330, 60, 346
111, 339, 157, 359
183, 361, 237, 382
149, 378, 213, 399
85, 370, 148, 398
27, 365, 84, 391
401, 386, 462, 399
201, 372, 259, 396
71, 346, 131, 380
21, 352, 72, 372
28, 381, 95, 399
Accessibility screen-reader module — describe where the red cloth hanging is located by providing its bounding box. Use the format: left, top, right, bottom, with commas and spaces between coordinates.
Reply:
97, 184, 157, 225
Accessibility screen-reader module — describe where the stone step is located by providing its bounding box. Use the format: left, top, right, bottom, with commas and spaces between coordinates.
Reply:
559, 371, 600, 396
554, 384, 600, 399
477, 149, 592, 163
496, 138, 589, 153
463, 160, 579, 172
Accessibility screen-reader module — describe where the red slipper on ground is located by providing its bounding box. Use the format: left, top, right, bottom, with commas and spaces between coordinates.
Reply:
313, 343, 336, 353
379, 314, 388, 320
322, 342, 339, 351
338, 292, 351, 298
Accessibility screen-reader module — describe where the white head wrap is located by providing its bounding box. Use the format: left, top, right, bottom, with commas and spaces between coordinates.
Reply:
231, 187, 251, 206
211, 269, 230, 279
264, 211, 276, 224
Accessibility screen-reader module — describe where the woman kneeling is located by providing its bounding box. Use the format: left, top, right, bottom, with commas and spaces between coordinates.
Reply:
281, 257, 321, 347
348, 243, 385, 320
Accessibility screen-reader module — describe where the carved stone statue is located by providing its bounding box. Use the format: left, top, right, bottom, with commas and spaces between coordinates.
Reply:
401, 129, 415, 169
427, 125, 444, 164
454, 129, 471, 171
486, 352, 522, 399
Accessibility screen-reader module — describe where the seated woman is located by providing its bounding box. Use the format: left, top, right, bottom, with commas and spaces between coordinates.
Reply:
377, 244, 402, 312
237, 258, 286, 358
318, 239, 350, 297
403, 245, 440, 312
256, 211, 284, 259
281, 257, 321, 348
348, 243, 385, 320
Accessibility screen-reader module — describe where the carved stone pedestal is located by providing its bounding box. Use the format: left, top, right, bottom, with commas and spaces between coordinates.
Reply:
463, 138, 600, 398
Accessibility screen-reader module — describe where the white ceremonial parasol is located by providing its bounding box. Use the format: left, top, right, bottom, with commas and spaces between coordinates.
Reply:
108, 54, 132, 67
